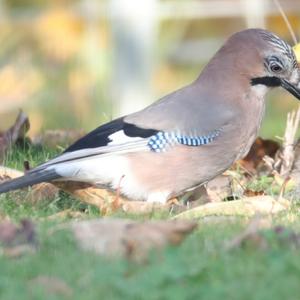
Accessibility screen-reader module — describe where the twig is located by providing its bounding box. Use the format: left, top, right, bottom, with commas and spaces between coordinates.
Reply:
112, 175, 125, 211
278, 176, 291, 200
273, 0, 298, 45
279, 107, 300, 177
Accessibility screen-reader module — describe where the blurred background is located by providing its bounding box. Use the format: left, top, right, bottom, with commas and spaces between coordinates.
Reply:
0, 0, 299, 139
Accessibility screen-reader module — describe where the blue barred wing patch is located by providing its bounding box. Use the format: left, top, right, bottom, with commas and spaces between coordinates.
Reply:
147, 130, 221, 152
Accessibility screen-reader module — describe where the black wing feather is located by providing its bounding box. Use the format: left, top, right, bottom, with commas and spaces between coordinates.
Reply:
64, 117, 158, 153
0, 169, 59, 194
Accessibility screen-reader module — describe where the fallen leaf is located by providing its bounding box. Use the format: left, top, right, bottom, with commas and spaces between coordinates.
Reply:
0, 110, 30, 162
243, 189, 264, 197
54, 181, 126, 214
226, 218, 300, 251
0, 166, 24, 182
26, 182, 59, 204
238, 137, 279, 173
0, 219, 37, 257
54, 181, 180, 215
272, 225, 300, 248
225, 217, 272, 250
70, 218, 197, 261
0, 166, 59, 203
29, 276, 72, 297
173, 196, 290, 220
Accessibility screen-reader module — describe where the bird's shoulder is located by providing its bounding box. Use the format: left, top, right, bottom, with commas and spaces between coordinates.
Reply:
64, 83, 237, 154
64, 117, 158, 153
125, 83, 236, 135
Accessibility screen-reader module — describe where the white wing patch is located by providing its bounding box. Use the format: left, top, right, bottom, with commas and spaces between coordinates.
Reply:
108, 130, 143, 145
33, 135, 149, 171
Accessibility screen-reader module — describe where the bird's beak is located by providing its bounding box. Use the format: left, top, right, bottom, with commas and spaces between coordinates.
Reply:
280, 79, 300, 100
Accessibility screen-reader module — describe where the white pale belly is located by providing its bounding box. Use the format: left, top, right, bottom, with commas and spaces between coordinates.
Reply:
52, 155, 170, 203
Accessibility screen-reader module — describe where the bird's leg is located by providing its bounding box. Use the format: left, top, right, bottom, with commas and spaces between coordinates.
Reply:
167, 197, 187, 214
112, 175, 125, 211
54, 181, 175, 215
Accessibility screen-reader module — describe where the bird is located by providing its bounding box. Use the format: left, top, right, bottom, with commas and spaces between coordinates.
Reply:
0, 28, 300, 204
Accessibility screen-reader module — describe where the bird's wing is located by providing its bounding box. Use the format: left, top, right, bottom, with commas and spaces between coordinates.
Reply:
34, 117, 158, 170
0, 118, 158, 192
34, 83, 235, 170
125, 83, 236, 136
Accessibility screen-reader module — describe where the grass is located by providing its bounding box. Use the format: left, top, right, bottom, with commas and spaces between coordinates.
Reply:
0, 146, 300, 299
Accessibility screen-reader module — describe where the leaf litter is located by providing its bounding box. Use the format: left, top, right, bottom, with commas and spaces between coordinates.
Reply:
0, 108, 299, 217
226, 217, 300, 251
173, 196, 290, 220
0, 110, 30, 162
0, 219, 37, 257
1, 111, 300, 261
69, 218, 197, 262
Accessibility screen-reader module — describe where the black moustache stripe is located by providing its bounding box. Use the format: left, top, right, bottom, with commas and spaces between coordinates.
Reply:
251, 76, 281, 87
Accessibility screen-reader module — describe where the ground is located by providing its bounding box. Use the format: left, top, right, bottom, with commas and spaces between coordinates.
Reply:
0, 146, 300, 300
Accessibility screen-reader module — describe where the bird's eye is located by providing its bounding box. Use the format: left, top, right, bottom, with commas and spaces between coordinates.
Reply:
270, 64, 283, 73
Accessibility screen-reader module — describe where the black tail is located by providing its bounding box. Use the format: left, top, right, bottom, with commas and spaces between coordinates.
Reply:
0, 169, 60, 194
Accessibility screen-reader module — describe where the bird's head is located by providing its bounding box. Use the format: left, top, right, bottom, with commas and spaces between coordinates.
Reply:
201, 29, 300, 101
228, 29, 300, 100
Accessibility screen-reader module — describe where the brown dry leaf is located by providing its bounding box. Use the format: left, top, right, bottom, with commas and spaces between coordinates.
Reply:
29, 276, 73, 298
26, 182, 59, 204
70, 219, 197, 261
54, 181, 176, 215
32, 129, 85, 149
0, 166, 59, 203
243, 189, 264, 197
54, 181, 126, 214
0, 166, 24, 182
238, 137, 279, 173
226, 218, 300, 251
225, 217, 272, 250
173, 196, 290, 220
0, 219, 37, 257
0, 110, 30, 162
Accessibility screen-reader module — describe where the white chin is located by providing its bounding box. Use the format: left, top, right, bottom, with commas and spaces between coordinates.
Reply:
251, 84, 269, 98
